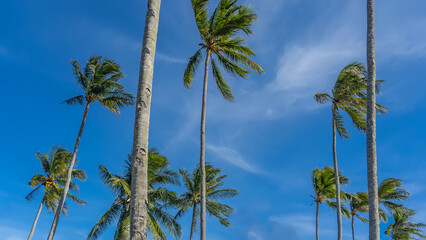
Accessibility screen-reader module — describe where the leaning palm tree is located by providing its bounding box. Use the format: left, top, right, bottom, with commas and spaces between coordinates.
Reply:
384, 207, 426, 240
130, 0, 162, 238
87, 150, 181, 240
378, 178, 410, 222
47, 56, 134, 240
315, 62, 386, 240
366, 0, 380, 238
347, 192, 369, 240
311, 166, 349, 240
175, 163, 238, 240
184, 1, 263, 238
26, 146, 86, 240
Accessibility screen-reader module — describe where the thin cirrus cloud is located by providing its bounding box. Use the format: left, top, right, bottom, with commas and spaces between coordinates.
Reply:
206, 144, 265, 175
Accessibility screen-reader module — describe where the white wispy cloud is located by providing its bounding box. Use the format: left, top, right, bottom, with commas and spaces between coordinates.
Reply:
206, 144, 265, 175
156, 52, 187, 64
205, 0, 426, 123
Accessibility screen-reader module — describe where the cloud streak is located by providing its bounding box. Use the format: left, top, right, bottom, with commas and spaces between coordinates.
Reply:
206, 144, 265, 175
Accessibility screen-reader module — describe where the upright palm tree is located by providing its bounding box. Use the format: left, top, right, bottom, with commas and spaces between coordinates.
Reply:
366, 0, 380, 238
384, 207, 426, 240
184, 1, 262, 238
347, 192, 369, 240
88, 151, 181, 240
175, 163, 238, 240
311, 166, 349, 240
378, 178, 410, 222
130, 0, 162, 239
48, 56, 134, 240
315, 62, 386, 240
26, 146, 86, 240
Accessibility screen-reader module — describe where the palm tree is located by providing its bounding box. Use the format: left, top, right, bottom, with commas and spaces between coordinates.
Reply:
384, 207, 426, 240
366, 0, 380, 238
88, 150, 181, 240
311, 166, 349, 240
184, 1, 263, 238
315, 62, 386, 240
347, 192, 369, 240
26, 146, 86, 240
378, 178, 410, 222
47, 56, 134, 240
129, 0, 162, 238
175, 163, 238, 240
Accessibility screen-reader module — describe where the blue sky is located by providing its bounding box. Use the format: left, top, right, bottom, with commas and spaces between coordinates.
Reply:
1, 0, 426, 239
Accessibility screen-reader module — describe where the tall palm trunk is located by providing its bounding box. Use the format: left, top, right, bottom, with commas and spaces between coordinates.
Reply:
199, 50, 211, 240
189, 204, 197, 240
130, 0, 161, 239
352, 215, 355, 240
316, 202, 319, 240
332, 105, 343, 240
28, 199, 43, 240
47, 102, 90, 240
366, 0, 380, 239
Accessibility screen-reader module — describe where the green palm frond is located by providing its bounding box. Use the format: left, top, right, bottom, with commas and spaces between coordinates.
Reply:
379, 178, 409, 214
211, 58, 234, 101
334, 109, 350, 139
191, 0, 209, 35
87, 202, 122, 240
385, 207, 426, 240
114, 211, 130, 240
65, 56, 134, 114
315, 62, 387, 141
206, 200, 233, 226
25, 185, 43, 201
62, 95, 85, 105
176, 163, 238, 233
89, 149, 180, 240
216, 52, 250, 78
311, 167, 349, 206
184, 49, 203, 89
185, 0, 262, 101
315, 93, 332, 104
26, 146, 86, 217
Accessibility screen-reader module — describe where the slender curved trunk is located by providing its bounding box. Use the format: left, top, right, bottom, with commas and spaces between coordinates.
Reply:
366, 0, 380, 239
200, 50, 211, 240
47, 102, 90, 240
130, 1, 161, 239
332, 105, 343, 240
189, 204, 197, 240
28, 199, 43, 240
352, 215, 355, 240
316, 202, 319, 240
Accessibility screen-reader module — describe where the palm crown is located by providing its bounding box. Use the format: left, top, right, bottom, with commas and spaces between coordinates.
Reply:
378, 178, 410, 222
311, 166, 349, 206
87, 150, 181, 240
184, 0, 263, 101
176, 163, 239, 233
315, 62, 387, 138
26, 146, 86, 213
347, 192, 369, 223
63, 56, 134, 114
384, 207, 426, 240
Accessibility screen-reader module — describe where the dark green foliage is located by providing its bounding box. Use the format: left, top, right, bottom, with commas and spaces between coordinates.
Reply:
63, 56, 134, 115
311, 166, 349, 208
315, 62, 387, 138
175, 163, 239, 230
26, 146, 86, 214
385, 207, 426, 240
87, 150, 181, 240
184, 0, 263, 102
